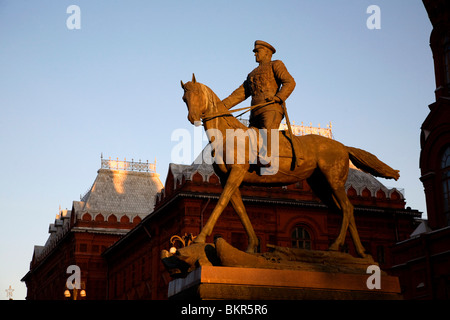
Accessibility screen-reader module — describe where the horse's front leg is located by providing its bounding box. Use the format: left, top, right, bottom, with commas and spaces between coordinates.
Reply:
230, 188, 258, 253
195, 165, 247, 243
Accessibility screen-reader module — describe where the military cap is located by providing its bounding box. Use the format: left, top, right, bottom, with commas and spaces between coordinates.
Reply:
253, 40, 276, 54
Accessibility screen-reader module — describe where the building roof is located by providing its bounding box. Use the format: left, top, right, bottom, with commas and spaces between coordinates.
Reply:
345, 165, 404, 199
79, 169, 163, 218
28, 164, 164, 267
410, 220, 432, 238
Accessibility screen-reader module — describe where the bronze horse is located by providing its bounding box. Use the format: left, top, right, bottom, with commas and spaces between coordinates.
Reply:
181, 74, 399, 258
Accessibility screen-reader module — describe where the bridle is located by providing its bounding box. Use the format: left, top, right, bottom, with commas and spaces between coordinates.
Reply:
202, 100, 276, 124
184, 81, 275, 124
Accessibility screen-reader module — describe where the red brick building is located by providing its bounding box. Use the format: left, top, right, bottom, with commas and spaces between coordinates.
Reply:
21, 158, 163, 300
389, 0, 450, 300
103, 160, 420, 299
21, 149, 421, 300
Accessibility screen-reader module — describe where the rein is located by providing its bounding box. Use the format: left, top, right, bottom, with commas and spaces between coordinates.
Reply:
202, 100, 275, 123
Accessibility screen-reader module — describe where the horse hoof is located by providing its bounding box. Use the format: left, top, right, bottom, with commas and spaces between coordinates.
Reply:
328, 243, 340, 252
245, 244, 258, 254
245, 248, 256, 254
194, 235, 206, 244
357, 251, 368, 259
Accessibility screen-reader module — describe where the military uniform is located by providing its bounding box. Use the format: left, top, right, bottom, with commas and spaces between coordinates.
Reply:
222, 48, 296, 130
222, 41, 297, 169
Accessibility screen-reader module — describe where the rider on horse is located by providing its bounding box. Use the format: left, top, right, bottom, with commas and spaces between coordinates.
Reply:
222, 40, 298, 167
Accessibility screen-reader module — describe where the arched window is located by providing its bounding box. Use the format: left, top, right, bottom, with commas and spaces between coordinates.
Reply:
291, 226, 312, 249
441, 146, 450, 225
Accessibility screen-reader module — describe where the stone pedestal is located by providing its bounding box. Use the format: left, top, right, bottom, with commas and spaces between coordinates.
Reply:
168, 266, 402, 300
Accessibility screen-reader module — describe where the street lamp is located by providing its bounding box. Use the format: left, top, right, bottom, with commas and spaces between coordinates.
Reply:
64, 282, 86, 300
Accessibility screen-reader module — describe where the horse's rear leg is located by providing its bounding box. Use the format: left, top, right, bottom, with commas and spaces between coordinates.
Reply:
348, 213, 367, 258
329, 186, 367, 258
230, 189, 259, 253
328, 187, 348, 252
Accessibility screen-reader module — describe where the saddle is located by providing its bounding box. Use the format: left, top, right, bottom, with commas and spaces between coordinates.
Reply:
279, 130, 304, 160
245, 129, 303, 168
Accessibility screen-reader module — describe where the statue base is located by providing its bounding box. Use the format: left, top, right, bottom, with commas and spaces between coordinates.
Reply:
168, 266, 402, 300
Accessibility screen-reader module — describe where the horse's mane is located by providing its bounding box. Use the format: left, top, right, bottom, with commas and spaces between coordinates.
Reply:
199, 83, 247, 130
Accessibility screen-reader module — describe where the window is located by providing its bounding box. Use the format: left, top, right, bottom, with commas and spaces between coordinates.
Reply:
291, 226, 312, 249
442, 146, 450, 225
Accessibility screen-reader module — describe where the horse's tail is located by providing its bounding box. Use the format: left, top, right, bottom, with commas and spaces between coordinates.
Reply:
347, 146, 400, 180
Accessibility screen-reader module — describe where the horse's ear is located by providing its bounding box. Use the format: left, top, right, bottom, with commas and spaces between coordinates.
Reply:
192, 73, 196, 84
180, 80, 185, 90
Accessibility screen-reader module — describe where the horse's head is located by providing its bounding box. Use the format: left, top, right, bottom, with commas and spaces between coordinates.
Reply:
181, 74, 208, 126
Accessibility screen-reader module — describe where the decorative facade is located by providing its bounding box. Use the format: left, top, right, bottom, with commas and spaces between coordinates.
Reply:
279, 121, 333, 139
389, 0, 450, 300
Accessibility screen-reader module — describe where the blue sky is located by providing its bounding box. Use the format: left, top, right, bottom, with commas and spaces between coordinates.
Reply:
0, 0, 433, 299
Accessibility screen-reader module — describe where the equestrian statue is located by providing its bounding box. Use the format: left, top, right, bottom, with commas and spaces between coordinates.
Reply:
179, 41, 399, 259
